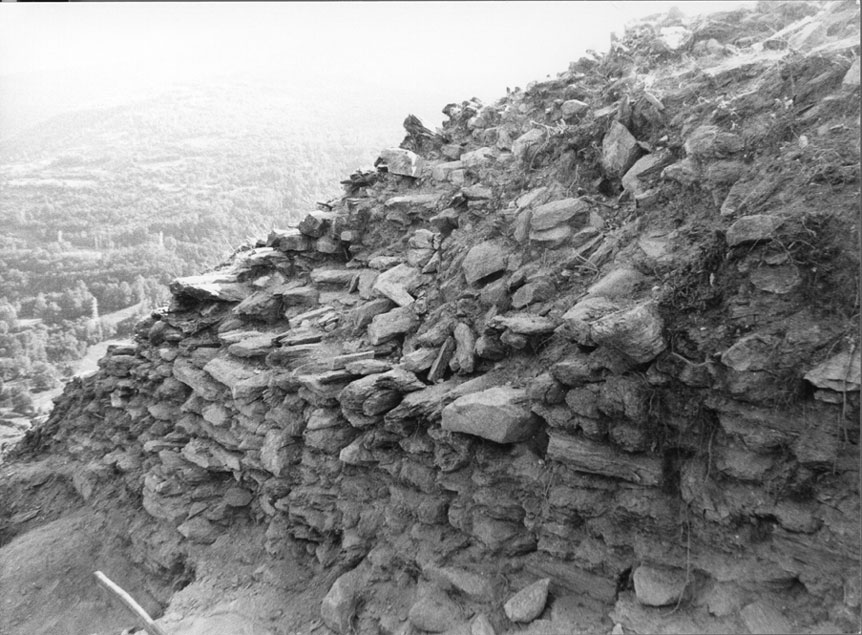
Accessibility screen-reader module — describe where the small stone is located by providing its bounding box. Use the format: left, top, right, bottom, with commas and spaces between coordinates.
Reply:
586, 267, 647, 299
622, 152, 668, 195
489, 313, 558, 335
740, 600, 793, 635
529, 224, 572, 246
726, 214, 784, 246
530, 198, 590, 232
201, 403, 231, 427
451, 322, 476, 375
424, 566, 496, 602
804, 348, 862, 391
401, 348, 438, 373
512, 279, 555, 309
408, 586, 464, 632
720, 333, 779, 371
267, 227, 313, 252
512, 128, 545, 162
516, 186, 550, 209
349, 298, 395, 330
658, 25, 691, 50
384, 193, 441, 214
279, 285, 321, 307
462, 184, 493, 200
177, 516, 219, 545
367, 307, 420, 345
428, 336, 457, 382
298, 211, 336, 238
372, 263, 422, 307
475, 334, 506, 360
750, 264, 800, 294
170, 272, 252, 303
602, 121, 642, 178
223, 487, 253, 507
716, 445, 773, 481
661, 158, 699, 186
471, 613, 497, 635
501, 330, 529, 349
321, 566, 367, 634
376, 147, 424, 178
503, 578, 550, 623
560, 296, 619, 345
462, 241, 508, 285
632, 565, 688, 607
843, 58, 860, 86
684, 125, 743, 159
432, 160, 464, 182
460, 146, 495, 168
590, 302, 665, 363
310, 268, 357, 287
561, 99, 589, 119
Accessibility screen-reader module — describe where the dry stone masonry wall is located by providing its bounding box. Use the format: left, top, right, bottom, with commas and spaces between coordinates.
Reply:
17, 2, 861, 633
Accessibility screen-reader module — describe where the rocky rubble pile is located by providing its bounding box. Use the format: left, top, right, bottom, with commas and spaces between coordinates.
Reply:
12, 2, 861, 634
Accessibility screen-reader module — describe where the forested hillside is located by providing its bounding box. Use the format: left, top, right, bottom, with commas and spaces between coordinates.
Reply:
0, 75, 398, 414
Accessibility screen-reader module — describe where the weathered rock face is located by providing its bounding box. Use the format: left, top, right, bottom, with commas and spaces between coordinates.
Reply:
13, 2, 861, 635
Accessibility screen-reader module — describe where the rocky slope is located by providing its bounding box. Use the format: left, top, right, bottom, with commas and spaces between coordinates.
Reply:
3, 2, 860, 634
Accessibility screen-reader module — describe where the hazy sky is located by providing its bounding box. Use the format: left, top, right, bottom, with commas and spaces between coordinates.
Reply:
0, 1, 753, 129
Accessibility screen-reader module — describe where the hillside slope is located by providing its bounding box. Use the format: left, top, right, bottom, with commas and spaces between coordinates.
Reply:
3, 2, 860, 634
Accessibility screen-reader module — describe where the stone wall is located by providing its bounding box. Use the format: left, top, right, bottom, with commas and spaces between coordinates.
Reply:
20, 2, 860, 633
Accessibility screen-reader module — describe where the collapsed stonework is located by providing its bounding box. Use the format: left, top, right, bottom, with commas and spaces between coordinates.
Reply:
4, 2, 860, 634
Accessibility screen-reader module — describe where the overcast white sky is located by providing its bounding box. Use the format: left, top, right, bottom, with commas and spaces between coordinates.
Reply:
0, 1, 753, 130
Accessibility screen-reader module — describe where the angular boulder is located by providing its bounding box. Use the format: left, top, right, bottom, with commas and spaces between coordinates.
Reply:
441, 386, 539, 443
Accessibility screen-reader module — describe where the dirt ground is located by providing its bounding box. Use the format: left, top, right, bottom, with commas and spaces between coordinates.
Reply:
0, 457, 369, 635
